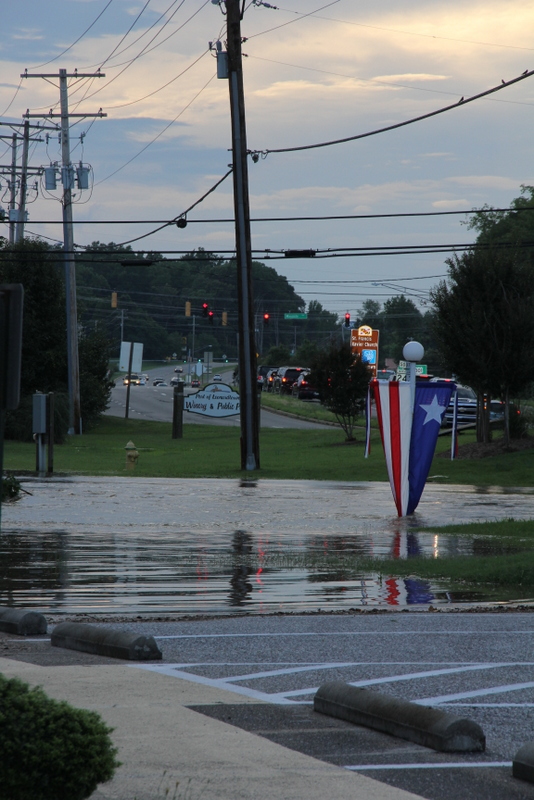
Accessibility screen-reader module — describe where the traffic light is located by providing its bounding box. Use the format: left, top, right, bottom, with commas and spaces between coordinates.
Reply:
263, 312, 270, 325
185, 301, 191, 317
208, 310, 214, 325
202, 302, 209, 318
222, 311, 228, 326
111, 291, 117, 308
344, 312, 351, 328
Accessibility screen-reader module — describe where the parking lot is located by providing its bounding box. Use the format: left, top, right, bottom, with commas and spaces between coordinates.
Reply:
105, 611, 534, 800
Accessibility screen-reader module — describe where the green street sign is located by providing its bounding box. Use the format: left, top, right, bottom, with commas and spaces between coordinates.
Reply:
284, 313, 308, 320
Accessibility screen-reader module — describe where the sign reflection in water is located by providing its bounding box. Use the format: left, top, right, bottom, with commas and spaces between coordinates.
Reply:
0, 526, 489, 614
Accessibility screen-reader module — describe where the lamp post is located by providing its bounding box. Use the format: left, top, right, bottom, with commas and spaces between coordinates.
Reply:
403, 340, 425, 410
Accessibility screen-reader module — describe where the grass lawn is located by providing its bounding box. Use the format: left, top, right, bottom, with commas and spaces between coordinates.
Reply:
3, 414, 534, 484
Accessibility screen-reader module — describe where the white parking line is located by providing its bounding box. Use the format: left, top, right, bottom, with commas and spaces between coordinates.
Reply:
130, 664, 298, 704
279, 662, 520, 699
345, 762, 512, 771
415, 681, 534, 705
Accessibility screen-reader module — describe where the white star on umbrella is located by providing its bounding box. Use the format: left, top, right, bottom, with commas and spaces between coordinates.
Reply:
419, 395, 446, 425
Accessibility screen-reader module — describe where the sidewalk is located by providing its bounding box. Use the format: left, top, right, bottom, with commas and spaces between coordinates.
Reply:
0, 655, 425, 800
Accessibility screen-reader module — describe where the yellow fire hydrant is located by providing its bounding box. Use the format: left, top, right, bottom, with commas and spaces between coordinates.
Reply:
125, 440, 139, 470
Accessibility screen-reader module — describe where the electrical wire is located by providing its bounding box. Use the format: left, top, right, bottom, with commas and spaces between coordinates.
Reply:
253, 70, 534, 156
21, 204, 534, 226
104, 50, 210, 110
110, 167, 234, 246
247, 0, 341, 40
72, 1, 211, 108
247, 55, 534, 107
28, 0, 115, 70
274, 6, 534, 53
95, 71, 217, 186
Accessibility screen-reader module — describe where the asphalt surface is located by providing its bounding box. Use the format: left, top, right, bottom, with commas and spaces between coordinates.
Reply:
106, 366, 332, 428
5, 612, 534, 800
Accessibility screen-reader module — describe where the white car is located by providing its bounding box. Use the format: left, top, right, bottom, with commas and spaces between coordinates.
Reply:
213, 374, 222, 381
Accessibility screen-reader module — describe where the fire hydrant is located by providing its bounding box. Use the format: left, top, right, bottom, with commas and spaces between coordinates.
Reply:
125, 440, 139, 470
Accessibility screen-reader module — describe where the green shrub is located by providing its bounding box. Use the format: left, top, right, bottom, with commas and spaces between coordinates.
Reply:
1, 472, 21, 503
0, 673, 120, 800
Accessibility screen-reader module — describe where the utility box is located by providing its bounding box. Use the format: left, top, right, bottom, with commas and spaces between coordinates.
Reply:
33, 394, 47, 435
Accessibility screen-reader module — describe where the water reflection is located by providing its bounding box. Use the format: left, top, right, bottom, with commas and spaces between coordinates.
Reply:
0, 524, 516, 615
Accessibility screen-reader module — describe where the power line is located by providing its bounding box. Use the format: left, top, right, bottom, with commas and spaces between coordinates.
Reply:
252, 70, 534, 156
29, 0, 114, 70
18, 205, 534, 225
95, 71, 217, 185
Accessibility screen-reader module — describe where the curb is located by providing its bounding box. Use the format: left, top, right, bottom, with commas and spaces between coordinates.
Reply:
314, 682, 485, 753
0, 608, 47, 635
51, 621, 162, 661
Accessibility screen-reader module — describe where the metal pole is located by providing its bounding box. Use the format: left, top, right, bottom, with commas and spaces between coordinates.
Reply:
125, 341, 134, 419
59, 69, 81, 435
172, 383, 184, 439
226, 0, 259, 470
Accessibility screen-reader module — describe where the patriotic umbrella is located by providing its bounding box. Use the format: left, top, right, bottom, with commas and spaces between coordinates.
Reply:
367, 379, 456, 516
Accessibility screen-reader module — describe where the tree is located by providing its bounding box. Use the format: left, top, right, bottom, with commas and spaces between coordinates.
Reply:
309, 342, 372, 441
0, 240, 113, 439
431, 246, 534, 443
381, 296, 424, 362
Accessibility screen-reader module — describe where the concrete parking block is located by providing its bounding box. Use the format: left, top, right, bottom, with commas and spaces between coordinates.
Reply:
314, 682, 486, 752
51, 622, 162, 661
0, 607, 47, 635
513, 742, 534, 783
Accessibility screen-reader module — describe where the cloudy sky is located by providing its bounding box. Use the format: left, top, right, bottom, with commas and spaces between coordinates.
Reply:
1, 0, 533, 318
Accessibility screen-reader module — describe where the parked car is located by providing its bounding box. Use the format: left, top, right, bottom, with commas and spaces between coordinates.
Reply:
264, 369, 278, 392
291, 372, 319, 400
273, 366, 307, 395
257, 364, 275, 391
442, 385, 519, 427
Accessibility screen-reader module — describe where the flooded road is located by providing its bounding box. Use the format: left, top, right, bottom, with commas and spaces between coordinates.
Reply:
1, 477, 533, 614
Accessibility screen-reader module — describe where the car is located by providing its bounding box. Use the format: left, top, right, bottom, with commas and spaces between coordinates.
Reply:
213, 374, 222, 381
123, 373, 141, 386
291, 372, 319, 400
442, 385, 519, 428
191, 378, 201, 388
264, 369, 278, 392
170, 376, 184, 386
257, 364, 275, 391
153, 377, 165, 386
174, 367, 183, 373
376, 369, 397, 381
273, 366, 307, 395
157, 381, 168, 387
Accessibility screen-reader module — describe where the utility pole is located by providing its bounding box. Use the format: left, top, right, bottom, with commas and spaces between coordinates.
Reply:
15, 120, 30, 242
23, 68, 106, 434
225, 0, 260, 470
9, 133, 17, 244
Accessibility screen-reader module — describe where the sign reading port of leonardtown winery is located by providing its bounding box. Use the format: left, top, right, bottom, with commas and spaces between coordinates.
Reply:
184, 383, 240, 417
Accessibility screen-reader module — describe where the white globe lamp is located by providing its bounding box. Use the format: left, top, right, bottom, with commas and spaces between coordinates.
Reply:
403, 341, 425, 362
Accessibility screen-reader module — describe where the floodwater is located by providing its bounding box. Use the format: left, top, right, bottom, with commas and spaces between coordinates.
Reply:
1, 477, 533, 615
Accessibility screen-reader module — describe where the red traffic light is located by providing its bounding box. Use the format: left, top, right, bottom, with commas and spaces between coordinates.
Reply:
202, 302, 209, 317
208, 310, 214, 324
263, 313, 270, 324
344, 312, 351, 328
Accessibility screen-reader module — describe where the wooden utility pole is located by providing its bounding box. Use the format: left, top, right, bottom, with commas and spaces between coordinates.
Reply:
225, 0, 260, 470
23, 69, 106, 434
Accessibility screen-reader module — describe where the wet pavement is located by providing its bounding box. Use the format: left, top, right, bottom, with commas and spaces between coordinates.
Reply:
1, 477, 534, 615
